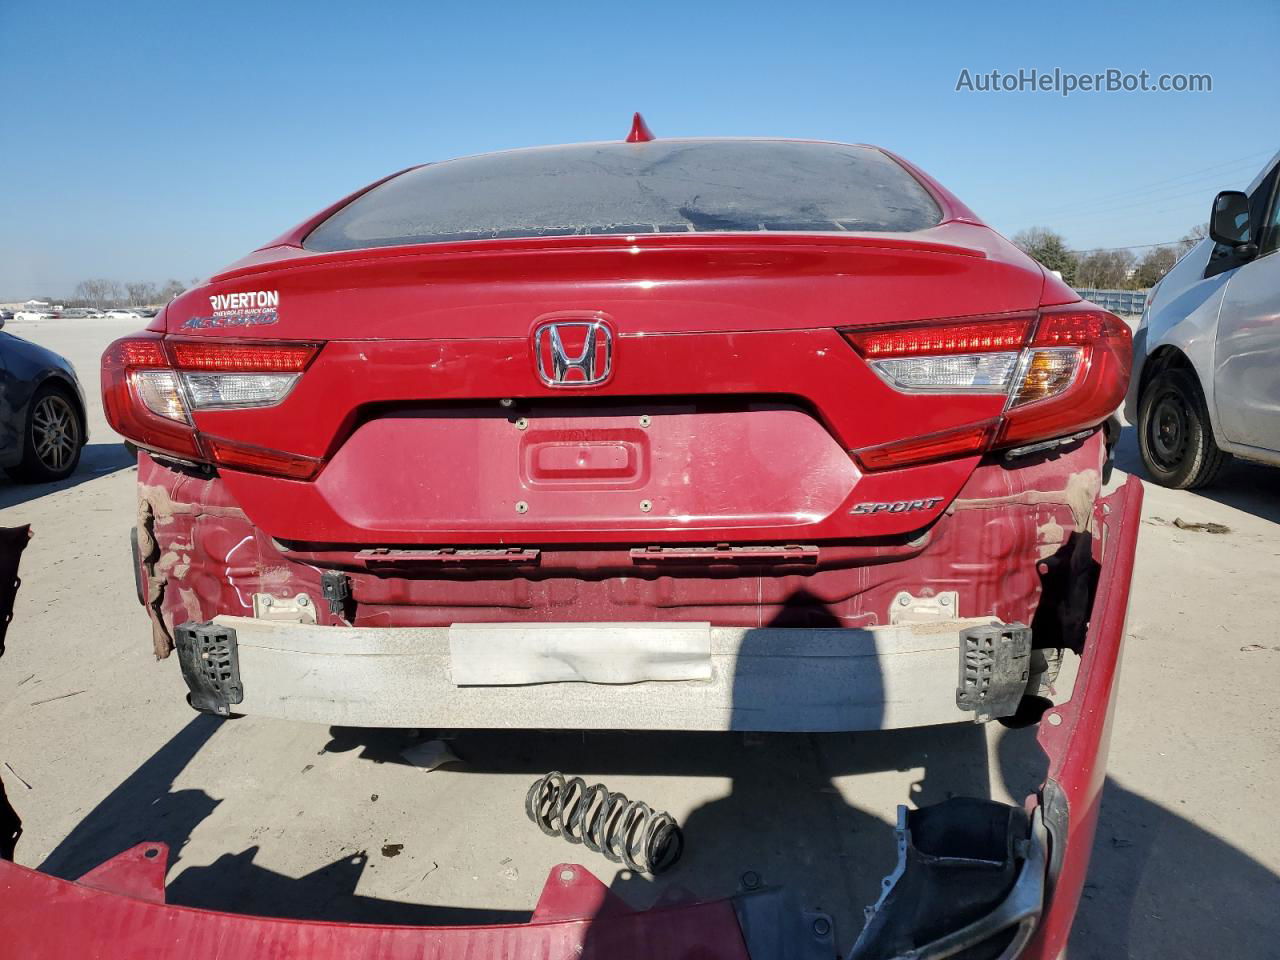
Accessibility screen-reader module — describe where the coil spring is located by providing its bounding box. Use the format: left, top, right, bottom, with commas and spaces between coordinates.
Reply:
525, 771, 684, 875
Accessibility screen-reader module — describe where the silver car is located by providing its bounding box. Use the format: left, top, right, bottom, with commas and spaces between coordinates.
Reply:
1126, 150, 1280, 487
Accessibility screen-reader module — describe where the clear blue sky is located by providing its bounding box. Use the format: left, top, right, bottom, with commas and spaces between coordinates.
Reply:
2, 0, 1276, 298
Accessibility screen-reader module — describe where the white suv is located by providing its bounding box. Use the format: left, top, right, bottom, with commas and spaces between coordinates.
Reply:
1126, 151, 1280, 488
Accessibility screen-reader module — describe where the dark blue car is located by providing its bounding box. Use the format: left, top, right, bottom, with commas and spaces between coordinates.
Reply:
0, 322, 87, 482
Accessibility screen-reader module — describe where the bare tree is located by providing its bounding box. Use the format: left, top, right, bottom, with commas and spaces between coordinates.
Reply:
70, 277, 190, 309
125, 281, 159, 306
1179, 223, 1209, 253
74, 278, 120, 309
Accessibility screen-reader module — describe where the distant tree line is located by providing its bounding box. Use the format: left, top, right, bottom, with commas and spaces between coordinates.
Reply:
64, 278, 196, 309
1010, 225, 1207, 290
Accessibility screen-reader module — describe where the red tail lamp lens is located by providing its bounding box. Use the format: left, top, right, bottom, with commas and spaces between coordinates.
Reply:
203, 436, 324, 481
101, 334, 327, 478
170, 341, 319, 372
854, 420, 1000, 471
844, 303, 1132, 471
1032, 310, 1114, 346
842, 316, 1032, 358
110, 338, 168, 368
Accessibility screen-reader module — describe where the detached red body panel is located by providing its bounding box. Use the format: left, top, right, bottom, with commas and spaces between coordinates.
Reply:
0, 856, 751, 959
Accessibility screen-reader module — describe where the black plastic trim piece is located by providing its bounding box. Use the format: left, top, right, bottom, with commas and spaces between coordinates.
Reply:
175, 622, 243, 717
957, 623, 1033, 722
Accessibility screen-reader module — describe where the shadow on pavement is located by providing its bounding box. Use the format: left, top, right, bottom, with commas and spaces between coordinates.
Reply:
1068, 777, 1280, 958
24, 590, 1280, 953
578, 594, 981, 955
993, 709, 1280, 958
0, 443, 134, 510
1114, 424, 1280, 524
37, 713, 223, 881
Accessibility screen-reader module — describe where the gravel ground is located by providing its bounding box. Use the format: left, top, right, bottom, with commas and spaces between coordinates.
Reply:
0, 316, 1276, 957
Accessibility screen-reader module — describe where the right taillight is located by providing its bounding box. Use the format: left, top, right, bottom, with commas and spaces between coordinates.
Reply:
998, 305, 1131, 448
101, 334, 324, 478
841, 304, 1131, 469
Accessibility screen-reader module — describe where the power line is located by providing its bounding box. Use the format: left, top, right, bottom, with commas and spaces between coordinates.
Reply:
1034, 164, 1257, 222
1046, 179, 1229, 223
1067, 238, 1190, 253
1030, 148, 1272, 219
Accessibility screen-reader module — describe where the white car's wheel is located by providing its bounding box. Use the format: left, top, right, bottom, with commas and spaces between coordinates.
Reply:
1137, 368, 1227, 489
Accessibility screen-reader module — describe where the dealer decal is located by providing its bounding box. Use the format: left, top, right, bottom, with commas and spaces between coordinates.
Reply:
181, 289, 280, 330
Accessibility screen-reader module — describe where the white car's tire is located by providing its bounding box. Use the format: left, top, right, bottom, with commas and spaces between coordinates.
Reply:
1137, 368, 1228, 489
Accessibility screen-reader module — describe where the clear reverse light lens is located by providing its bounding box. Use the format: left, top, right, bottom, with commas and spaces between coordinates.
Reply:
870, 351, 1020, 392
182, 373, 299, 409
132, 370, 188, 422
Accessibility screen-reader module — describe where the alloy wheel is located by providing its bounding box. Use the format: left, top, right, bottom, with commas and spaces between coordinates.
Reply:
32, 394, 79, 473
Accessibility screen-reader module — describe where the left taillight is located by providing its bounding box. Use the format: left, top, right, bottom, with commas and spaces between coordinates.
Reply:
101, 334, 324, 479
841, 304, 1132, 470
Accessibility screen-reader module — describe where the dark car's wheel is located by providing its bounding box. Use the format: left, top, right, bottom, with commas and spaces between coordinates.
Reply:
1137, 368, 1227, 489
7, 384, 84, 483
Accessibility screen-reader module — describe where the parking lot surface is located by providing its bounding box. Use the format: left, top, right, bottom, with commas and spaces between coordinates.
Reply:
1, 317, 1277, 957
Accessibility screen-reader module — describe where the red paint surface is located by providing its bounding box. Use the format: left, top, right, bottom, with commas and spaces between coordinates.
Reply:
138, 433, 1106, 632
103, 140, 1129, 549
74, 842, 168, 904
0, 858, 750, 959
1025, 475, 1144, 958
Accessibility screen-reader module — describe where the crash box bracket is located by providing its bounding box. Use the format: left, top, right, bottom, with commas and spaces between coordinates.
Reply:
956, 623, 1032, 722
175, 622, 243, 717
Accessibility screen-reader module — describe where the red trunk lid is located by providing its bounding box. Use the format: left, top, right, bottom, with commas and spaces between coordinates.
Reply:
161, 227, 1047, 545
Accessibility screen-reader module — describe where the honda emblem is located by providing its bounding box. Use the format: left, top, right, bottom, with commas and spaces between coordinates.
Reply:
533, 320, 613, 387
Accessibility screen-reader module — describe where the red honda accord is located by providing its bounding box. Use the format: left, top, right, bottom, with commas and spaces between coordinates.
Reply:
97, 121, 1140, 957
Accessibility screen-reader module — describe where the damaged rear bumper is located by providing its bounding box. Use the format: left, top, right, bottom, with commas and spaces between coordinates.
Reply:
854, 474, 1143, 958
1, 477, 1142, 957
176, 615, 1031, 731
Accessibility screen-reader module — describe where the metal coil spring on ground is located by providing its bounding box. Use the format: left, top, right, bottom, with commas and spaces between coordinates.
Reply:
525, 771, 684, 875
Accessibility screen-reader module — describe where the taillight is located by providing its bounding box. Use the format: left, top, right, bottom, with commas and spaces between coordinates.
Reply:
844, 314, 1034, 396
101, 334, 324, 479
102, 333, 204, 461
854, 420, 1001, 472
841, 304, 1131, 469
1000, 305, 1132, 448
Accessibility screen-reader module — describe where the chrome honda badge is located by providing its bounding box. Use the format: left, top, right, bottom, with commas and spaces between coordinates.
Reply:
533, 320, 613, 387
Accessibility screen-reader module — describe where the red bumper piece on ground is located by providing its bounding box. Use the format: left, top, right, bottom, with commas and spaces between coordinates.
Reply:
1, 849, 756, 958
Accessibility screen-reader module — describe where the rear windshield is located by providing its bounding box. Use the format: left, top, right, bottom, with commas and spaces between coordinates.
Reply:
303, 140, 943, 252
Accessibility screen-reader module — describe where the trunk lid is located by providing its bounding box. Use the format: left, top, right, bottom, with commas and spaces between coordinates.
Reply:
165, 228, 1045, 545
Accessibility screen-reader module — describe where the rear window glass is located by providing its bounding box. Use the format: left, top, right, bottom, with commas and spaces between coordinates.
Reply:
303, 140, 942, 252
